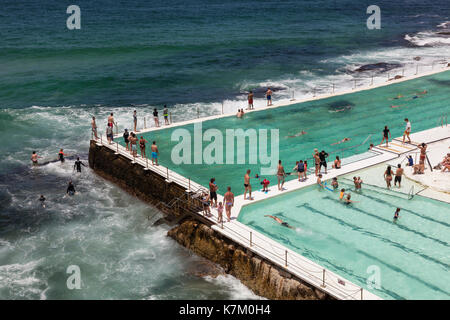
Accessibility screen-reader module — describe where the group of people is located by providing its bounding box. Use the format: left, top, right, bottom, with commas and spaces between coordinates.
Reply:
123, 129, 159, 165
202, 179, 234, 224
434, 153, 450, 172
242, 88, 272, 111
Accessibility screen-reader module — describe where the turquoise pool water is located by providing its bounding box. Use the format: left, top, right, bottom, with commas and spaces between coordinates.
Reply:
122, 71, 450, 195
237, 181, 450, 300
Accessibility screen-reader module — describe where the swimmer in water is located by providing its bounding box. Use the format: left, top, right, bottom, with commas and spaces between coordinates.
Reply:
73, 157, 86, 173
287, 130, 307, 138
58, 149, 69, 163
39, 195, 46, 208
66, 181, 76, 196
329, 105, 352, 113
344, 193, 358, 204
31, 151, 42, 165
264, 215, 294, 229
339, 188, 346, 200
331, 137, 350, 145
393, 208, 401, 223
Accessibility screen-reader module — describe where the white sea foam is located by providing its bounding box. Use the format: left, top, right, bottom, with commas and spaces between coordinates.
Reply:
204, 274, 265, 300
405, 31, 450, 47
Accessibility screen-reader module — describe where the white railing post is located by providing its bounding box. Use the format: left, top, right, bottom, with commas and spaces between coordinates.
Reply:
197, 107, 200, 118
250, 231, 252, 247
332, 83, 335, 94
167, 167, 169, 180
169, 112, 172, 125
360, 288, 363, 300
322, 269, 326, 287
416, 64, 419, 75
371, 75, 373, 86
144, 117, 147, 129
221, 102, 224, 114
285, 250, 288, 267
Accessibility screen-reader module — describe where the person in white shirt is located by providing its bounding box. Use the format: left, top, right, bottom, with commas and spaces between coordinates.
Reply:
403, 118, 411, 144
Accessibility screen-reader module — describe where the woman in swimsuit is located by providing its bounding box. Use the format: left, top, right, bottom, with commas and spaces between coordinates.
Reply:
418, 143, 427, 165
384, 165, 393, 189
139, 136, 148, 158
332, 156, 341, 169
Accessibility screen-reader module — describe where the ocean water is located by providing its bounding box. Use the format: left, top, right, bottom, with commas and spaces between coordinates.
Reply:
0, 0, 449, 299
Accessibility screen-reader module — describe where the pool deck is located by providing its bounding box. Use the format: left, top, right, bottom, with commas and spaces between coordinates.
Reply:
101, 66, 450, 300
113, 64, 449, 138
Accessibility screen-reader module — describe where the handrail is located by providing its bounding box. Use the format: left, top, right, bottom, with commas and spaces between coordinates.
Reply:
156, 189, 372, 300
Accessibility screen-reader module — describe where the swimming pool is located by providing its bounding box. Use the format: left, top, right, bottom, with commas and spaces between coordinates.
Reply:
121, 70, 450, 195
237, 181, 450, 300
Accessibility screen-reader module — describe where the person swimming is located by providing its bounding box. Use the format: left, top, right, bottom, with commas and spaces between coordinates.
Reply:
264, 215, 294, 229
66, 181, 76, 196
339, 188, 346, 200
287, 130, 307, 138
393, 208, 401, 223
39, 195, 46, 208
331, 138, 350, 145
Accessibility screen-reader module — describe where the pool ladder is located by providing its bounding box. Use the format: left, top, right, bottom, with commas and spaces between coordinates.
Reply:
408, 186, 414, 200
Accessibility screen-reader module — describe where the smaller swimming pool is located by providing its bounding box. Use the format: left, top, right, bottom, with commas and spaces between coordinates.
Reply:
237, 180, 450, 300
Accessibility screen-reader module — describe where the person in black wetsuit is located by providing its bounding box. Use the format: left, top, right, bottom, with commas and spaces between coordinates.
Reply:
319, 150, 329, 174
39, 195, 46, 208
74, 157, 86, 173
67, 181, 76, 196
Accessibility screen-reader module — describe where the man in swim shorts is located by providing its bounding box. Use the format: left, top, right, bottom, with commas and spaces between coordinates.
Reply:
224, 187, 234, 222
151, 141, 159, 165
129, 132, 138, 157
31, 151, 41, 165
403, 118, 411, 144
163, 105, 169, 125
266, 88, 272, 106
248, 91, 254, 110
394, 164, 404, 188
277, 160, 285, 190
91, 116, 98, 139
264, 215, 294, 229
107, 113, 116, 129
244, 169, 252, 200
209, 178, 218, 208
313, 149, 320, 176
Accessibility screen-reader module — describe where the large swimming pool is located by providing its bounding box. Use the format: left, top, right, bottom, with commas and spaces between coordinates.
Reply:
120, 70, 450, 195
237, 181, 450, 300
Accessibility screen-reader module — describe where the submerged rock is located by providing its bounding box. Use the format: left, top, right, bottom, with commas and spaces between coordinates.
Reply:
354, 62, 402, 73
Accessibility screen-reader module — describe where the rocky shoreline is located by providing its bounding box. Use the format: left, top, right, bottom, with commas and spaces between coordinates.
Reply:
168, 220, 333, 300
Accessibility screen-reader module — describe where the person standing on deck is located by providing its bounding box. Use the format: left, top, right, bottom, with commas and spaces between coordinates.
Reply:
247, 91, 254, 110
108, 113, 116, 130
403, 118, 411, 144
151, 141, 159, 165
153, 108, 160, 127
129, 132, 138, 157
133, 110, 138, 132
139, 136, 148, 158
313, 149, 320, 176
209, 178, 218, 208
381, 125, 391, 147
244, 169, 253, 200
163, 105, 169, 125
106, 125, 114, 144
418, 143, 427, 165
91, 116, 98, 139
394, 164, 404, 188
277, 160, 286, 191
123, 129, 130, 151
265, 88, 273, 106
319, 150, 329, 174
224, 187, 234, 222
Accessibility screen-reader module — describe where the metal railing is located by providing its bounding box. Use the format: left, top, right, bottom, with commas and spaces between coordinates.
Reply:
160, 194, 369, 300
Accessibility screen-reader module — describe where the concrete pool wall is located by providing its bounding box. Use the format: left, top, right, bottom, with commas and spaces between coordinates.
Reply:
89, 66, 449, 300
